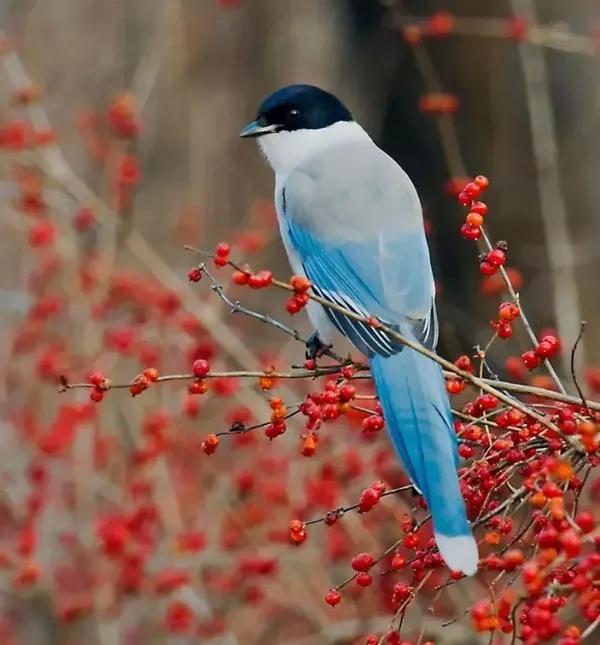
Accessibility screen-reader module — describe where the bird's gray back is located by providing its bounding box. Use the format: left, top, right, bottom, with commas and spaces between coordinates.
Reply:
282, 140, 423, 242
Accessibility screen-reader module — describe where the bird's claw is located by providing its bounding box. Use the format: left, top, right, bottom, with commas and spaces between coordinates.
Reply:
305, 332, 332, 360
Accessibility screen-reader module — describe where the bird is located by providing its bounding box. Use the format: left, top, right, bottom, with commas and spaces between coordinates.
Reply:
240, 84, 478, 575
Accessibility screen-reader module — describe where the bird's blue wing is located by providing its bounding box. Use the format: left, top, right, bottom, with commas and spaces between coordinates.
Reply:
283, 208, 437, 355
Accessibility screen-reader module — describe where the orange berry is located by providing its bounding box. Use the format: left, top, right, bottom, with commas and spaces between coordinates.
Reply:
529, 491, 546, 508
466, 212, 484, 227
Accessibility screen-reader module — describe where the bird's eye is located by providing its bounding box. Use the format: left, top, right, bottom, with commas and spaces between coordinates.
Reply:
287, 108, 300, 121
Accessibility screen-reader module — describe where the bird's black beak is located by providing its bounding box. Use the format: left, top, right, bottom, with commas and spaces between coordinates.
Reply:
239, 120, 281, 138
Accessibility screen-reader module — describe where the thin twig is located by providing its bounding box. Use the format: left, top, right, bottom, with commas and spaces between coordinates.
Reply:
571, 321, 590, 415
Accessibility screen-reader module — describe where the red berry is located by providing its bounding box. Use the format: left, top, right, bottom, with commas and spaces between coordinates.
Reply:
355, 572, 372, 587
248, 270, 273, 289
362, 415, 384, 435
479, 261, 497, 276
391, 553, 406, 570
285, 298, 301, 315
460, 223, 481, 241
496, 322, 513, 339
458, 444, 474, 458
325, 589, 341, 606
542, 334, 560, 350
358, 488, 380, 512
499, 302, 520, 321
232, 270, 249, 285
188, 267, 202, 282
90, 388, 104, 403
575, 511, 595, 534
470, 201, 488, 216
559, 528, 581, 558
338, 385, 356, 402
28, 220, 55, 247
466, 212, 484, 228
290, 275, 311, 292
487, 249, 506, 267
474, 175, 490, 189
192, 359, 210, 378
201, 434, 219, 455
446, 379, 465, 394
351, 552, 375, 571
522, 351, 540, 370
478, 394, 498, 410
215, 242, 230, 257
535, 341, 554, 359
88, 371, 105, 386
393, 582, 412, 601
464, 182, 481, 198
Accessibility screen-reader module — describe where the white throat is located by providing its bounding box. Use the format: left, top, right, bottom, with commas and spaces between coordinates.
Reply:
258, 121, 371, 178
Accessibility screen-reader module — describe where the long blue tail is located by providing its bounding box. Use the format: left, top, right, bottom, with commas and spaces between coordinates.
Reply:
370, 349, 478, 575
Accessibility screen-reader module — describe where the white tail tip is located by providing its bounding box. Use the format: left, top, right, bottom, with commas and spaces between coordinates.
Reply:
435, 533, 479, 576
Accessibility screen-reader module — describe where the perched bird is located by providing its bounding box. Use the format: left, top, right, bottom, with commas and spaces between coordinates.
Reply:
240, 84, 478, 575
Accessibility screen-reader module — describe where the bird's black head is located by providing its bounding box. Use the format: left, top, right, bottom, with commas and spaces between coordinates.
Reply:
240, 84, 353, 138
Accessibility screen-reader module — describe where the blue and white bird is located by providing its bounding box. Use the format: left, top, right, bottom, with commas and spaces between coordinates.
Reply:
240, 84, 478, 575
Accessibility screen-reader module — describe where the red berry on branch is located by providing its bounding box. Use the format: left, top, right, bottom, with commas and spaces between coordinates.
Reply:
499, 302, 520, 321
290, 275, 311, 292
496, 322, 513, 339
575, 511, 595, 534
470, 201, 488, 216
454, 355, 473, 372
459, 444, 474, 459
457, 191, 471, 207
391, 553, 406, 570
215, 242, 230, 257
474, 175, 490, 190
460, 223, 482, 241
358, 487, 380, 512
487, 249, 506, 267
351, 552, 374, 571
534, 341, 555, 359
355, 572, 373, 587
188, 380, 207, 395
479, 261, 497, 276
466, 212, 483, 228
463, 182, 481, 199
541, 334, 560, 354
202, 434, 219, 455
232, 270, 249, 285
188, 267, 202, 282
285, 298, 301, 315
28, 220, 55, 247
192, 359, 210, 378
90, 388, 104, 403
88, 371, 105, 386
446, 379, 465, 394
362, 414, 384, 436
393, 582, 412, 601
522, 351, 540, 370
325, 589, 341, 607
248, 270, 273, 289
143, 368, 159, 382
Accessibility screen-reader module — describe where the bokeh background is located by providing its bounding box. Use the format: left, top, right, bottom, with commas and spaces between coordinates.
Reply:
0, 1, 599, 644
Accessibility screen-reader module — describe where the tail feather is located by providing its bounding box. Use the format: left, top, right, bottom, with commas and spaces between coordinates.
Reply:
370, 349, 478, 575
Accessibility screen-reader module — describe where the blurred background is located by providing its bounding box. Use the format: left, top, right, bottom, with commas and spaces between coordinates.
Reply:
0, 1, 599, 643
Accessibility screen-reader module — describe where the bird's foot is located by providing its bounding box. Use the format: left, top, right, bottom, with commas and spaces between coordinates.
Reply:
305, 332, 332, 360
